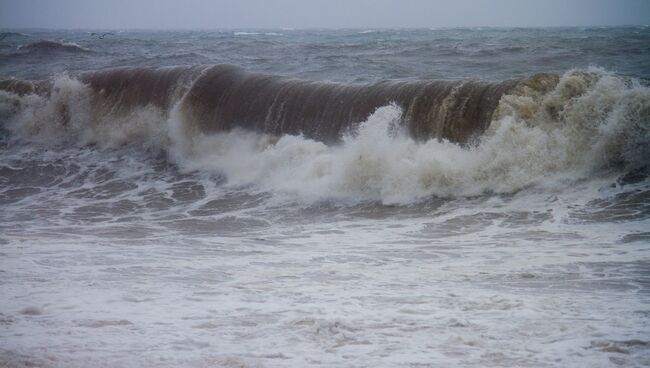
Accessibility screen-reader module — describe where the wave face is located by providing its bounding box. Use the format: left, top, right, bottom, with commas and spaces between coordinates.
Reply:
2, 64, 527, 144
176, 65, 518, 143
1, 65, 648, 203
5, 64, 520, 143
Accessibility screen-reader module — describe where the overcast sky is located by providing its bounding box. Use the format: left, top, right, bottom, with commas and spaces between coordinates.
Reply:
1, 0, 649, 29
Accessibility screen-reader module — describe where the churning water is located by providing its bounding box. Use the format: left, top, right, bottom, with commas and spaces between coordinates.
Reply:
0, 28, 649, 367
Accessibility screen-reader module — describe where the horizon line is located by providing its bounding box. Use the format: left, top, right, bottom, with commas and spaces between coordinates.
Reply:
2, 24, 649, 32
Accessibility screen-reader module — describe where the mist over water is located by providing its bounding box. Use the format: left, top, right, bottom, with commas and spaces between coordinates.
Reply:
1, 28, 649, 367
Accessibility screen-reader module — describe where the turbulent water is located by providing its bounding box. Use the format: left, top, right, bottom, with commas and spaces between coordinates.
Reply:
1, 28, 649, 367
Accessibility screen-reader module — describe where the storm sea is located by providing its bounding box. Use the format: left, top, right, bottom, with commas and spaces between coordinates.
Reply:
0, 27, 649, 367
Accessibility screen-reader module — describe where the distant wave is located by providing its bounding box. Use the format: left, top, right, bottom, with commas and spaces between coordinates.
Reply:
0, 31, 30, 40
475, 46, 526, 56
233, 32, 284, 37
17, 40, 90, 54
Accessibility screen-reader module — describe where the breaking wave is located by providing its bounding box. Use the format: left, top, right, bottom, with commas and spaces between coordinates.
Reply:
0, 65, 648, 203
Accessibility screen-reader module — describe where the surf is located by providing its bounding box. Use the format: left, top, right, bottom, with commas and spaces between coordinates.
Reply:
0, 65, 648, 203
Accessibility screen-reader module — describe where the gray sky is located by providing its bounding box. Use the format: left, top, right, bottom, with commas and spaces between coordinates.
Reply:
1, 0, 649, 29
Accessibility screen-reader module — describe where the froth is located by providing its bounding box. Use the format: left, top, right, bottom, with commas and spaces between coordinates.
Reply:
168, 104, 567, 203
492, 69, 650, 170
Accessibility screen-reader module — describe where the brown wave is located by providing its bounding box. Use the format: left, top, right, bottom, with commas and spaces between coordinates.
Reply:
175, 65, 521, 143
1, 65, 561, 144
80, 66, 205, 114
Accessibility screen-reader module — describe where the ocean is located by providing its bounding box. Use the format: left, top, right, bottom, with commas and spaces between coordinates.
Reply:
0, 27, 649, 367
